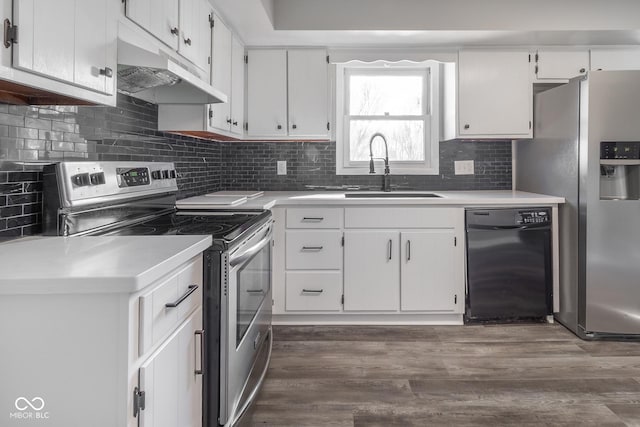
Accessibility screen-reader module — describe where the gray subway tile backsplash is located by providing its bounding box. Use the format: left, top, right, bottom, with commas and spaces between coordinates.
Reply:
1, 93, 511, 238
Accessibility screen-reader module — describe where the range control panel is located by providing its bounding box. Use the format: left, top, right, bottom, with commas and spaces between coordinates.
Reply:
55, 161, 179, 208
516, 210, 550, 225
601, 141, 640, 159
116, 167, 150, 187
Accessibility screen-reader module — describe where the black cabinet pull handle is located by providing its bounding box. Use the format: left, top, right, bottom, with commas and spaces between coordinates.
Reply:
388, 239, 393, 260
184, 37, 192, 46
302, 289, 324, 294
233, 121, 238, 126
464, 124, 470, 130
165, 284, 198, 308
302, 217, 324, 222
301, 246, 323, 251
99, 67, 113, 78
226, 118, 232, 124
406, 240, 411, 261
277, 124, 282, 130
170, 27, 179, 36
580, 68, 586, 73
292, 124, 297, 129
194, 330, 205, 375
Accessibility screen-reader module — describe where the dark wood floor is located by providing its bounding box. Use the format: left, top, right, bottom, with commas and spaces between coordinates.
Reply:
240, 324, 640, 426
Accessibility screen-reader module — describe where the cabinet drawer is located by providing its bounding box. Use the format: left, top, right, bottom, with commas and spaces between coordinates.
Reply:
139, 255, 203, 356
345, 207, 457, 228
286, 208, 342, 229
286, 231, 342, 270
286, 272, 342, 311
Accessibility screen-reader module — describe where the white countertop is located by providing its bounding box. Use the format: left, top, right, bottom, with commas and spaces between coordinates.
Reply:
192, 190, 565, 209
0, 235, 212, 294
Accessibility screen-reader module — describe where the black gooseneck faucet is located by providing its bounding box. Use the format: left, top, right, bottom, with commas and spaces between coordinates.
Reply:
369, 132, 391, 192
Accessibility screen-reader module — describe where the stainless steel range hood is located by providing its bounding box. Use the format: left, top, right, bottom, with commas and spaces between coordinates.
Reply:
117, 38, 227, 105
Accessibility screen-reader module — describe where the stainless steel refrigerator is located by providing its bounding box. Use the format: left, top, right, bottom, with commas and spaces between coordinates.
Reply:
516, 70, 640, 339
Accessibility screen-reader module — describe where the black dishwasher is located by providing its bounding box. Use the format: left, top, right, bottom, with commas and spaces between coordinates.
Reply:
465, 208, 552, 323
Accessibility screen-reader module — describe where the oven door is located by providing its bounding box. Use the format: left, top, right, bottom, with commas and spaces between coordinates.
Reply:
220, 220, 273, 426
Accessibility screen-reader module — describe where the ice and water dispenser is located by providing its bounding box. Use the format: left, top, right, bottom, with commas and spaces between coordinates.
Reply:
600, 142, 640, 200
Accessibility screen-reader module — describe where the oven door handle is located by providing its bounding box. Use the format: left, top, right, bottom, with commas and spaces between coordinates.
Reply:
229, 226, 273, 267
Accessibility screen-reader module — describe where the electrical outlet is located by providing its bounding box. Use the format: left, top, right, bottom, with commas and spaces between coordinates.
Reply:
454, 160, 475, 175
277, 160, 287, 175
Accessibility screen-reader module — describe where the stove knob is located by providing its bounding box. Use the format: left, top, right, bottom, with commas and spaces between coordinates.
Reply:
151, 170, 161, 180
90, 172, 105, 185
162, 170, 169, 179
169, 170, 176, 179
72, 173, 90, 187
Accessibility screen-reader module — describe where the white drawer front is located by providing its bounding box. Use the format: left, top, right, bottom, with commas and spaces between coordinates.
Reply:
286, 230, 342, 270
286, 271, 342, 311
344, 207, 458, 228
286, 208, 343, 229
139, 256, 203, 356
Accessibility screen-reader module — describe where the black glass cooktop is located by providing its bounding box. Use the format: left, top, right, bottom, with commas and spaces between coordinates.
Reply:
104, 209, 270, 242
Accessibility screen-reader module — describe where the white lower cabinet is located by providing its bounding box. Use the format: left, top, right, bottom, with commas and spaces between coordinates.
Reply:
275, 206, 465, 321
0, 253, 204, 427
139, 307, 203, 427
400, 231, 458, 312
286, 271, 342, 311
344, 230, 400, 311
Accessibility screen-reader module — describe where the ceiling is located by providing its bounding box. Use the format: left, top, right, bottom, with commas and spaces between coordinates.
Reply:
210, 0, 640, 47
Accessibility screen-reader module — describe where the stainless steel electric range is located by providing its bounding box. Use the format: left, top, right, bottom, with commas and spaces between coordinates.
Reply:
42, 161, 273, 427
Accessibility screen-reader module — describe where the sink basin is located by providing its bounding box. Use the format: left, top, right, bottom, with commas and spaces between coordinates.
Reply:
344, 192, 442, 198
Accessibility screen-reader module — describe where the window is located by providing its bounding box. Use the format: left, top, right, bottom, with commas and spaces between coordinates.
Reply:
335, 61, 440, 175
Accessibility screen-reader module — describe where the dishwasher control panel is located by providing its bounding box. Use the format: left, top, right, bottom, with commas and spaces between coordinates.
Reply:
516, 210, 550, 225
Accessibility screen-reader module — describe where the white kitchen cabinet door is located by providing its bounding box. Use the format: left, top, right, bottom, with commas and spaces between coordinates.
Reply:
344, 231, 400, 311
591, 49, 640, 71
535, 49, 589, 80
126, 0, 179, 51
12, 0, 116, 95
179, 0, 211, 72
75, 0, 116, 94
246, 49, 288, 137
288, 49, 329, 138
458, 50, 532, 137
230, 36, 246, 135
209, 15, 232, 132
400, 231, 457, 312
139, 308, 202, 427
13, 0, 75, 85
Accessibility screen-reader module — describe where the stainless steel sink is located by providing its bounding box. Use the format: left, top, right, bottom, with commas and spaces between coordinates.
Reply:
344, 192, 442, 198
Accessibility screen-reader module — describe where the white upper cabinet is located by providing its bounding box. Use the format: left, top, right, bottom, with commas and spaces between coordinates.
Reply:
534, 49, 589, 80
208, 15, 245, 135
126, 0, 180, 51
209, 16, 233, 131
178, 0, 212, 73
247, 49, 289, 137
12, 0, 116, 95
287, 49, 329, 137
456, 50, 532, 138
230, 37, 246, 136
247, 48, 329, 139
125, 0, 211, 73
591, 48, 640, 71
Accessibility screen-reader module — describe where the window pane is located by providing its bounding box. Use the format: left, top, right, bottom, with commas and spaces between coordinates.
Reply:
349, 74, 423, 116
348, 120, 425, 162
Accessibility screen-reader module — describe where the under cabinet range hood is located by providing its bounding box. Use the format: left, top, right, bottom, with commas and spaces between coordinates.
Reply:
117, 39, 227, 105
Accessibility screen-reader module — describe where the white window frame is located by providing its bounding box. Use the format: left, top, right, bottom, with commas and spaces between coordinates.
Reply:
335, 60, 440, 175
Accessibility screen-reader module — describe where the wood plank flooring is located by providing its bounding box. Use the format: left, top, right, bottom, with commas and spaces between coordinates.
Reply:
239, 324, 640, 426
